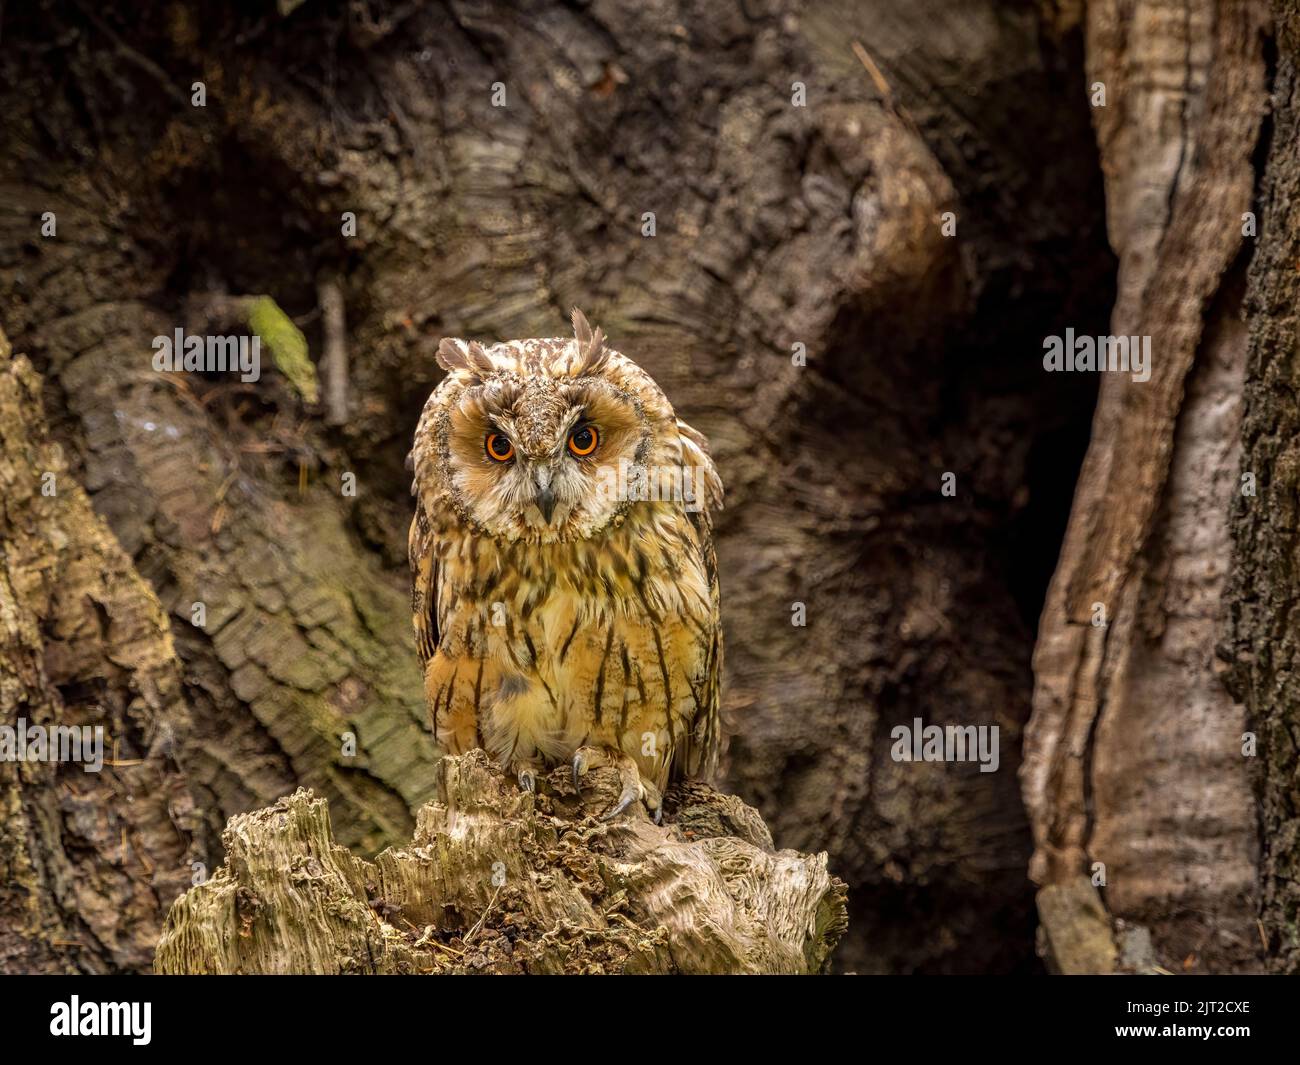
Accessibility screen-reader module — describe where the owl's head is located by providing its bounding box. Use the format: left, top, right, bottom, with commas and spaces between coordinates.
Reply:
424, 309, 675, 545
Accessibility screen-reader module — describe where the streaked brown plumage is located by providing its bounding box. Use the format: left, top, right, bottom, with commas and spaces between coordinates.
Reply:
408, 309, 723, 818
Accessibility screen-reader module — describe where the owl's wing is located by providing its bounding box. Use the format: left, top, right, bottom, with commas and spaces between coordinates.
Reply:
409, 501, 440, 664
676, 418, 723, 512
687, 509, 723, 780
677, 418, 724, 779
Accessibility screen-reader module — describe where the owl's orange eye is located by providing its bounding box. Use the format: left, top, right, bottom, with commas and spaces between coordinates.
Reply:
567, 425, 598, 457
485, 432, 514, 462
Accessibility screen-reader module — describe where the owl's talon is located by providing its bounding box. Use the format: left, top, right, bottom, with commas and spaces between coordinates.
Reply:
599, 777, 643, 822
644, 782, 664, 825
517, 767, 536, 793
571, 745, 660, 822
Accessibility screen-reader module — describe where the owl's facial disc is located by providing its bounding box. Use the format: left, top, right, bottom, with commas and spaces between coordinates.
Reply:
445, 374, 649, 545
515, 428, 610, 541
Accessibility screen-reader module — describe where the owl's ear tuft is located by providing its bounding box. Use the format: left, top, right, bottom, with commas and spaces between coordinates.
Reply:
436, 338, 472, 374
569, 307, 610, 376
437, 338, 496, 378
571, 307, 594, 347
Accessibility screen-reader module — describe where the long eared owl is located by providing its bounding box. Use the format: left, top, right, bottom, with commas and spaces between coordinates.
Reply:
408, 309, 723, 820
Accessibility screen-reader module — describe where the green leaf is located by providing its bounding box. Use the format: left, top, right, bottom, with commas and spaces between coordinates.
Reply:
247, 295, 319, 404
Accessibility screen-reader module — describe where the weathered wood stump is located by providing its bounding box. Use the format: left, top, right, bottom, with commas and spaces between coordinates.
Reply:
154, 750, 848, 974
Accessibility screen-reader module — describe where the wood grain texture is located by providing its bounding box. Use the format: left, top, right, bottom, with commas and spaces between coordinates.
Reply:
1022, 0, 1268, 973
154, 750, 847, 975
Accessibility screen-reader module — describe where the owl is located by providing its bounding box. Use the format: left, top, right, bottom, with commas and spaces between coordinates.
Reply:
407, 309, 724, 821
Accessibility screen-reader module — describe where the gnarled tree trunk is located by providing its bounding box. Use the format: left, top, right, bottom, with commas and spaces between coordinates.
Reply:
1023, 0, 1278, 975
154, 751, 848, 975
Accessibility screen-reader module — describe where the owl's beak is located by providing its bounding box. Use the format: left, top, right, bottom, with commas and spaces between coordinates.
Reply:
536, 485, 557, 523
533, 467, 558, 523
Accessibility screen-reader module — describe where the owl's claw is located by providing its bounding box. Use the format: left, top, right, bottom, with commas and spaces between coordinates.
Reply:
600, 776, 642, 822
646, 784, 663, 825
517, 767, 536, 793
571, 745, 662, 823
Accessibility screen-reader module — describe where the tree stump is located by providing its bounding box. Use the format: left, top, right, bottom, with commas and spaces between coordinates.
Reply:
154, 750, 848, 975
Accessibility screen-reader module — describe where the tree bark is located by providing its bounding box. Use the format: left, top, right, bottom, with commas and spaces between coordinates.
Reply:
154, 751, 848, 975
1023, 0, 1270, 974
1228, 0, 1300, 975
0, 331, 201, 974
